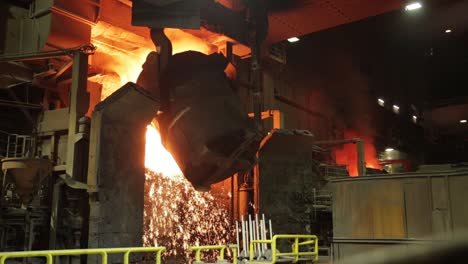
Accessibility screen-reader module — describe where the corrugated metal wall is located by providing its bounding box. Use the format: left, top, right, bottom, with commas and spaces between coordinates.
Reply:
332, 170, 468, 259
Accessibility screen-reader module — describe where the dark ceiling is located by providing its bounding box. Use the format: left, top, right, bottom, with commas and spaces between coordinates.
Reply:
267, 0, 405, 42
285, 0, 468, 106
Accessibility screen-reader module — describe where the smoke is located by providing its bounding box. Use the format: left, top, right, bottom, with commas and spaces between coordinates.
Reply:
280, 33, 384, 171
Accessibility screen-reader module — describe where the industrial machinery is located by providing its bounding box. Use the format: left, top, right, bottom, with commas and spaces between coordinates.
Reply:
0, 0, 268, 257
3, 1, 467, 264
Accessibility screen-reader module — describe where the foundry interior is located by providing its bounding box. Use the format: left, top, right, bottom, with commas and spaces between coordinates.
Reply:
1, 0, 468, 263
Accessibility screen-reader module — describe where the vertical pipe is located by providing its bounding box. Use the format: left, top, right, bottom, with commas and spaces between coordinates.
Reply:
235, 221, 240, 257
248, 215, 253, 257
269, 219, 273, 240
255, 214, 261, 255
156, 250, 162, 264
244, 220, 249, 256
101, 252, 108, 264
251, 217, 256, 255
241, 216, 246, 256
293, 238, 299, 262
239, 183, 251, 218
253, 165, 260, 214
261, 214, 267, 251
259, 219, 264, 252
356, 139, 366, 176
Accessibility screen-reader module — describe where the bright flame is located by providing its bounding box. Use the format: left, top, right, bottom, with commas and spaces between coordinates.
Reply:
334, 130, 382, 176
90, 23, 214, 100
144, 125, 233, 261
145, 125, 183, 177
165, 28, 213, 55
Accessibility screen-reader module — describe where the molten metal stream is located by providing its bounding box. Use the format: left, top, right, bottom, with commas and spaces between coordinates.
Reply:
144, 125, 234, 260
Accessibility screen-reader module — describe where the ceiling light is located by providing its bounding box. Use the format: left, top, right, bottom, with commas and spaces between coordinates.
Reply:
385, 148, 394, 152
287, 37, 300, 43
393, 105, 400, 114
445, 29, 452, 33
461, 120, 467, 124
412, 115, 418, 123
378, 98, 385, 106
405, 2, 422, 11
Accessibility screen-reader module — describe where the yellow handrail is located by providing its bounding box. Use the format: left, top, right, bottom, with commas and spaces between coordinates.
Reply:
0, 247, 166, 264
189, 244, 238, 264
248, 234, 318, 264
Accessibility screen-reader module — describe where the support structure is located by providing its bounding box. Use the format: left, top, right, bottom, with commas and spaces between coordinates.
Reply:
66, 51, 90, 179
87, 83, 159, 263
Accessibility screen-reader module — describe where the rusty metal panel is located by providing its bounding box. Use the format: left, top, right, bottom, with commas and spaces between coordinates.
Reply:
333, 179, 406, 239
332, 171, 468, 260
403, 179, 432, 238
448, 175, 468, 230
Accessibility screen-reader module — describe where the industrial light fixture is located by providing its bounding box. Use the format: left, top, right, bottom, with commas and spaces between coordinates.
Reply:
393, 105, 400, 114
287, 37, 300, 43
378, 98, 385, 107
405, 2, 422, 11
445, 29, 452, 33
385, 148, 394, 152
460, 119, 467, 124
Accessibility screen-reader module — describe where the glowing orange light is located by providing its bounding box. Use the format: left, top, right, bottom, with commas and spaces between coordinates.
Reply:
165, 28, 213, 55
334, 130, 382, 176
145, 125, 183, 178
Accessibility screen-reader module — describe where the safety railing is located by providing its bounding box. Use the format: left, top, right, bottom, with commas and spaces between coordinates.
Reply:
248, 234, 318, 264
1, 133, 36, 158
190, 244, 238, 264
0, 247, 166, 264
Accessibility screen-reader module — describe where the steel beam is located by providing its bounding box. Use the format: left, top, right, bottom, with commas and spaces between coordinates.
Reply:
0, 50, 71, 62
0, 99, 42, 109
65, 51, 90, 178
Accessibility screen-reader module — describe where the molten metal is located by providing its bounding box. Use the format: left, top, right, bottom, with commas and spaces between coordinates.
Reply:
144, 125, 234, 261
